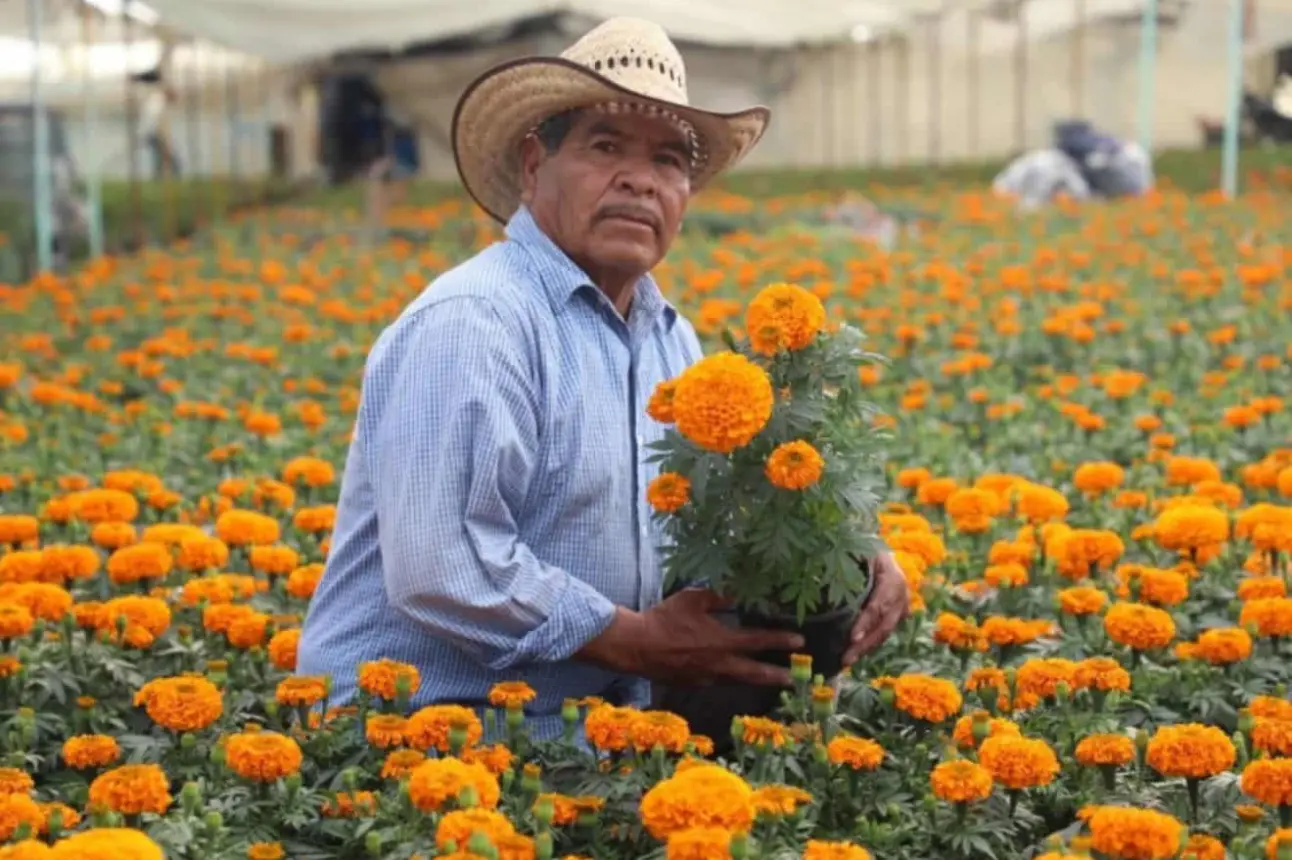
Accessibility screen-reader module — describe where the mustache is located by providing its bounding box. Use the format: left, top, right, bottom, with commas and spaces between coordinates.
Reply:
596, 203, 661, 232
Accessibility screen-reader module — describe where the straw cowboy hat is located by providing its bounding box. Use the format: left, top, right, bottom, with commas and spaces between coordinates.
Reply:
451, 16, 771, 222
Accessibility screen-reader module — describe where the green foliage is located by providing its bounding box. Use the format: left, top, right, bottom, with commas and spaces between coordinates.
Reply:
651, 308, 890, 622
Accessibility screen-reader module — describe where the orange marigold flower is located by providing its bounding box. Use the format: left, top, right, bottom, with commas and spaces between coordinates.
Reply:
276, 676, 329, 709
765, 440, 825, 490
1104, 602, 1175, 651
247, 843, 286, 860
381, 749, 426, 780
1073, 657, 1132, 692
214, 509, 281, 547
1075, 734, 1135, 767
670, 352, 774, 454
358, 659, 422, 701
875, 674, 962, 723
96, 595, 171, 647
61, 735, 120, 770
930, 759, 993, 804
407, 757, 501, 813
1252, 717, 1292, 756
584, 704, 636, 753
751, 784, 813, 816
0, 768, 32, 796
286, 564, 323, 599
0, 794, 44, 843
1015, 657, 1078, 706
1180, 834, 1225, 860
1146, 724, 1235, 780
826, 735, 884, 769
1242, 758, 1292, 807
981, 616, 1053, 648
1266, 829, 1292, 860
460, 743, 516, 776
951, 713, 1019, 749
1087, 806, 1184, 860
647, 380, 677, 424
267, 629, 300, 672
282, 456, 336, 488
321, 791, 378, 818
1239, 577, 1287, 601
48, 828, 164, 860
365, 715, 409, 749
134, 676, 224, 733
802, 840, 873, 860
1016, 483, 1069, 523
1073, 461, 1125, 495
406, 705, 483, 753
628, 710, 691, 754
978, 735, 1060, 789
86, 764, 172, 816
223, 731, 303, 782
435, 808, 515, 851
1196, 627, 1253, 664
740, 715, 786, 747
1058, 586, 1108, 616
744, 282, 826, 354
1241, 597, 1292, 638
664, 826, 731, 860
249, 545, 300, 576
647, 474, 691, 513
933, 613, 987, 652
0, 604, 33, 640
640, 762, 754, 839
1153, 505, 1230, 553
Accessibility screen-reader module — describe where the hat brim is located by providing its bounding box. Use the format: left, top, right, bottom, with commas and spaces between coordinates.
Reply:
451, 56, 770, 223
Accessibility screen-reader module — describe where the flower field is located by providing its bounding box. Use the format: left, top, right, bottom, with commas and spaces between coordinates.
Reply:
0, 184, 1291, 860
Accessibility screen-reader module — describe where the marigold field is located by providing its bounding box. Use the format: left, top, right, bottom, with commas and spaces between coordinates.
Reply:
1, 185, 1292, 860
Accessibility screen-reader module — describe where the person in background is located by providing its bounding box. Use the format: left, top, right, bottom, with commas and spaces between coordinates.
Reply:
991, 146, 1092, 210
364, 110, 420, 242
1054, 121, 1153, 200
138, 83, 181, 179
992, 121, 1153, 210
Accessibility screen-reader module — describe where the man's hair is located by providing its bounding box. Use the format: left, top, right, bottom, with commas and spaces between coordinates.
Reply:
533, 109, 582, 153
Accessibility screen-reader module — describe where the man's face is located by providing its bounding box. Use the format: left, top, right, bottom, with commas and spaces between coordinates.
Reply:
519, 109, 692, 285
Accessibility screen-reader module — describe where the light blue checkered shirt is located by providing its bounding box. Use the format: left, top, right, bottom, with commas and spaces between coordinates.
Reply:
297, 206, 703, 738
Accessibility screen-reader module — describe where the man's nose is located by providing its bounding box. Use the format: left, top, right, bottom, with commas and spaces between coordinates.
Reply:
615, 160, 658, 197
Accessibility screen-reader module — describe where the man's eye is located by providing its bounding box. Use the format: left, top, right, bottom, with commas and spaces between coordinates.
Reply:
592, 140, 618, 153
656, 153, 684, 169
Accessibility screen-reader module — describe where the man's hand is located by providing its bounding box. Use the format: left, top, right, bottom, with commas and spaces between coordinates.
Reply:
843, 551, 910, 667
578, 588, 804, 687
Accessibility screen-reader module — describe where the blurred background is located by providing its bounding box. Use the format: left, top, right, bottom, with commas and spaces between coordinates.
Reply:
1, 0, 1289, 277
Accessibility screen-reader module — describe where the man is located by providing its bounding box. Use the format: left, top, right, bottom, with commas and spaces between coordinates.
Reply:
297, 16, 909, 739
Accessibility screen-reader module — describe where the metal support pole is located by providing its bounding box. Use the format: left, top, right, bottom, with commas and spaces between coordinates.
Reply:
928, 12, 941, 164
1073, 0, 1086, 117
1014, 0, 1027, 152
1221, 0, 1245, 197
967, 7, 979, 157
79, 1, 104, 258
870, 40, 881, 166
1137, 0, 1158, 153
123, 0, 142, 250
29, 0, 53, 273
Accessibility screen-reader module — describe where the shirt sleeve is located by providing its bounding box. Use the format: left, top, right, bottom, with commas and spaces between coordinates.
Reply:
359, 297, 618, 672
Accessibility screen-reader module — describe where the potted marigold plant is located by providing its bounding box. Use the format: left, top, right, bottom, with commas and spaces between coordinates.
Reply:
645, 281, 888, 683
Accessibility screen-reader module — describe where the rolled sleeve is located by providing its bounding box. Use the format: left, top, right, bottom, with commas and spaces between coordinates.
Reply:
361, 297, 617, 672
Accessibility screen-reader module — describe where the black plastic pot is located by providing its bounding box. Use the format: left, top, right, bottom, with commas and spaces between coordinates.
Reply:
652, 558, 873, 756
737, 601, 860, 682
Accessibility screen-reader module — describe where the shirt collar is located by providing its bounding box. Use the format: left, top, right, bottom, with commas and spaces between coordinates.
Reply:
505, 205, 678, 331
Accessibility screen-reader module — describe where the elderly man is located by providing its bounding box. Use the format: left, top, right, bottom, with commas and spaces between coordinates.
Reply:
297, 16, 908, 739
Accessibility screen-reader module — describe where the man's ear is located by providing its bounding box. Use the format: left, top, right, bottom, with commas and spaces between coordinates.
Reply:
518, 136, 544, 205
